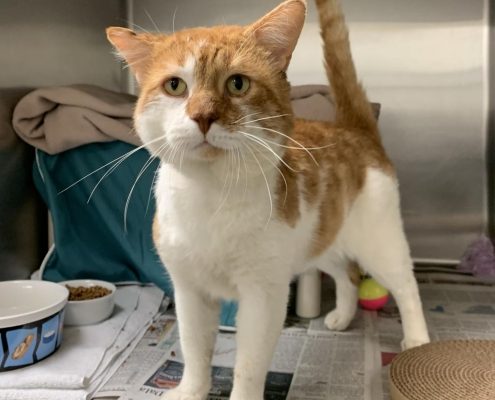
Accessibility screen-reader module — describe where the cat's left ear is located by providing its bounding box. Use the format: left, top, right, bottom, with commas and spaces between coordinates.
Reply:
247, 0, 306, 71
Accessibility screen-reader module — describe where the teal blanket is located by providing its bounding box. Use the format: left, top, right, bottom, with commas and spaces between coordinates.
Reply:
34, 141, 173, 292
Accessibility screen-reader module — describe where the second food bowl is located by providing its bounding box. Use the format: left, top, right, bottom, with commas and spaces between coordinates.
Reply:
60, 280, 116, 326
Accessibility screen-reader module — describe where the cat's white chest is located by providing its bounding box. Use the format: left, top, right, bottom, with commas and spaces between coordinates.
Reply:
153, 164, 298, 298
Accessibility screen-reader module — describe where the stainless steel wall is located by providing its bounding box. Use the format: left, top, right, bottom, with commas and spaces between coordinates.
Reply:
489, 1, 495, 240
0, 0, 125, 90
132, 0, 489, 263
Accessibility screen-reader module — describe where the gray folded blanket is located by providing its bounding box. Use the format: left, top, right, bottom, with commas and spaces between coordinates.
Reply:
13, 85, 139, 155
13, 84, 379, 154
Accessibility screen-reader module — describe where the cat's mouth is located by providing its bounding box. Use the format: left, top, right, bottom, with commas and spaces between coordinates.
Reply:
193, 140, 214, 150
190, 139, 225, 160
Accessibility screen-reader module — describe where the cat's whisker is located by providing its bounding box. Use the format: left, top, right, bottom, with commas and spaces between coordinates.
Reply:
219, 150, 233, 208
239, 114, 290, 125
146, 164, 160, 215
172, 6, 178, 34
239, 131, 297, 172
242, 142, 273, 229
146, 145, 169, 215
59, 152, 126, 195
166, 140, 181, 165
162, 142, 175, 163
232, 111, 263, 125
174, 142, 184, 163
270, 142, 335, 151
243, 125, 319, 166
230, 148, 238, 191
120, 19, 153, 35
239, 146, 249, 201
179, 142, 187, 170
58, 128, 144, 194
87, 151, 131, 203
250, 143, 288, 207
60, 134, 163, 200
210, 149, 234, 221
234, 147, 241, 186
224, 148, 236, 204
246, 133, 335, 152
124, 145, 166, 231
213, 149, 232, 218
143, 8, 161, 32
165, 141, 183, 189
85, 135, 166, 203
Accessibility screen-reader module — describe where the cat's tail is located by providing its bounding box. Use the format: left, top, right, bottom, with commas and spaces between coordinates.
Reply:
315, 0, 378, 134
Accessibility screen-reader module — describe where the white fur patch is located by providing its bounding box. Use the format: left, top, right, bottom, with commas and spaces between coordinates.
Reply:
135, 55, 202, 159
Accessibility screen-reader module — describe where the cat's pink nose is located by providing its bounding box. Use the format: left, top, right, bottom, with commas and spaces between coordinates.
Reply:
192, 114, 218, 135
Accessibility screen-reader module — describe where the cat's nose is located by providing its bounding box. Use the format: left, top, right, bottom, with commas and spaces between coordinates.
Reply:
192, 113, 218, 135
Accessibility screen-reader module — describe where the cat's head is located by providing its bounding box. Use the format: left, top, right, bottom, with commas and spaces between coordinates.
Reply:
107, 0, 306, 165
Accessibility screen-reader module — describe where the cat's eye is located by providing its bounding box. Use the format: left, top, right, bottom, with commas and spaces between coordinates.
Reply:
226, 75, 250, 96
163, 77, 187, 96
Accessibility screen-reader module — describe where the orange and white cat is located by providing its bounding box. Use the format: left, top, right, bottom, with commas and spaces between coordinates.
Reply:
107, 0, 429, 398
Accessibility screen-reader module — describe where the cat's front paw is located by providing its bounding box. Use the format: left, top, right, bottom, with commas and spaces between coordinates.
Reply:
324, 309, 353, 331
160, 388, 207, 400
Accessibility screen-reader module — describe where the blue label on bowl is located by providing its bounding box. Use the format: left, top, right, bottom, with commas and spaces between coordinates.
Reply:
4, 328, 37, 368
36, 314, 59, 361
56, 309, 65, 349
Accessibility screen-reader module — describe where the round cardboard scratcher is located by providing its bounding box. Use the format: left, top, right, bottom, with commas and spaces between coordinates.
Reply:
389, 340, 495, 400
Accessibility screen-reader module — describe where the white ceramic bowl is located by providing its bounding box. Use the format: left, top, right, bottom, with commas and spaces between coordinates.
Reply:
61, 280, 116, 326
0, 280, 68, 372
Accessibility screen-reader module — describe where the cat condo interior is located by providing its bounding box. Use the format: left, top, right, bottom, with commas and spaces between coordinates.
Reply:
0, 0, 493, 399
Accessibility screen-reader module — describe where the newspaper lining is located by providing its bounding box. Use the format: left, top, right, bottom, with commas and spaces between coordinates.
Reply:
96, 275, 495, 400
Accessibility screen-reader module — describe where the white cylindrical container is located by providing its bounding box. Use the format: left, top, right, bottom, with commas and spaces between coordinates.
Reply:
296, 269, 322, 318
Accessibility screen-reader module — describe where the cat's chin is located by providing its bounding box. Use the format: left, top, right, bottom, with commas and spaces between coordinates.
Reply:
187, 142, 226, 162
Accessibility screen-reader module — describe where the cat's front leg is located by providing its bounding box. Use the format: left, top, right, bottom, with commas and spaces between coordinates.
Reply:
161, 282, 220, 400
229, 283, 290, 400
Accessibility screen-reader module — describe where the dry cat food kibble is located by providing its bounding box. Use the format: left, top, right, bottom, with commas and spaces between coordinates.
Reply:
66, 285, 112, 301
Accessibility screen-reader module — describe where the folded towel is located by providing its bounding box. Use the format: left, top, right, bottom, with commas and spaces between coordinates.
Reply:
0, 388, 88, 400
13, 85, 140, 155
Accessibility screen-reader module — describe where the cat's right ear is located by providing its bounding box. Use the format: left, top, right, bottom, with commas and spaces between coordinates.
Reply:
106, 27, 153, 83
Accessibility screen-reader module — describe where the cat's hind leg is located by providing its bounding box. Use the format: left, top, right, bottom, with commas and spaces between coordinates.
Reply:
345, 169, 430, 350
318, 259, 359, 331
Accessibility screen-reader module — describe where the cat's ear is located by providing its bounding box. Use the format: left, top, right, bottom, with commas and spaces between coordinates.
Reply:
247, 0, 306, 71
106, 27, 154, 83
